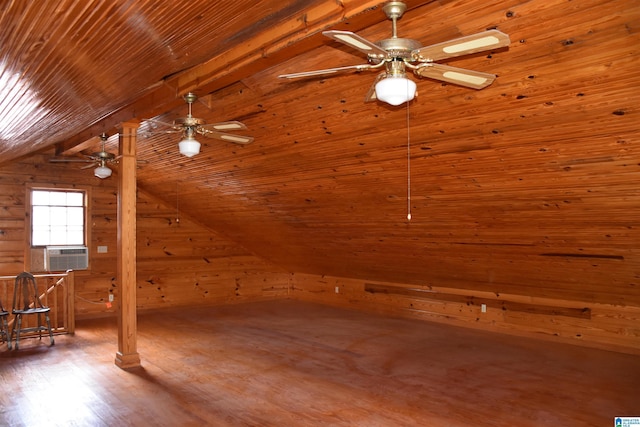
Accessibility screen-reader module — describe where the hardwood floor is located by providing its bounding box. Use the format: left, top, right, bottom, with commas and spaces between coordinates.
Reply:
0, 299, 638, 426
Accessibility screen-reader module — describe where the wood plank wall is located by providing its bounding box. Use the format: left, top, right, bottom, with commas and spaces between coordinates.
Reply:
289, 273, 640, 355
0, 152, 637, 355
0, 153, 291, 318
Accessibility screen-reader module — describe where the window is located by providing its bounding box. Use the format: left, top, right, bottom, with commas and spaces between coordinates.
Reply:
31, 189, 86, 247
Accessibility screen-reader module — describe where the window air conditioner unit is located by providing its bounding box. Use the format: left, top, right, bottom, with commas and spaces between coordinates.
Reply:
45, 246, 89, 271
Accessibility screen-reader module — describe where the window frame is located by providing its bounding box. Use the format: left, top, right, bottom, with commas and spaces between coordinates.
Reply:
25, 184, 92, 269
30, 188, 86, 247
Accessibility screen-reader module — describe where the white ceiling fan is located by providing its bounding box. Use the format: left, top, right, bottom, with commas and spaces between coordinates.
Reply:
141, 92, 254, 157
279, 1, 510, 105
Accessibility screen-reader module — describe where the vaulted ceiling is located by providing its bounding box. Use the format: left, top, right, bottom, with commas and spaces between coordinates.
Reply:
1, 0, 638, 303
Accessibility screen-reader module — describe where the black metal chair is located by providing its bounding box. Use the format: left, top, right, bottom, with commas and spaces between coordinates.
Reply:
11, 272, 55, 349
0, 297, 10, 349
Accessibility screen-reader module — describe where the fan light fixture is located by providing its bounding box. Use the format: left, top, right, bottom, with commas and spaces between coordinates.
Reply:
177, 95, 202, 157
375, 76, 416, 106
93, 134, 114, 178
178, 127, 201, 157
374, 59, 416, 106
94, 162, 112, 179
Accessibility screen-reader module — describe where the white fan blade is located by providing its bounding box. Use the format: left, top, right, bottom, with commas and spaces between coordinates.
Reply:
279, 63, 376, 79
323, 30, 388, 59
364, 72, 388, 103
413, 30, 510, 62
200, 121, 248, 131
414, 63, 496, 89
198, 129, 254, 145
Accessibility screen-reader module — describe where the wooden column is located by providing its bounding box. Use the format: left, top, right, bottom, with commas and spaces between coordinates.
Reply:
66, 270, 75, 334
115, 120, 141, 369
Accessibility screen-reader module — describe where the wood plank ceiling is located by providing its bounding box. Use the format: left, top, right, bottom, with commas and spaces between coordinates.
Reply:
1, 0, 638, 305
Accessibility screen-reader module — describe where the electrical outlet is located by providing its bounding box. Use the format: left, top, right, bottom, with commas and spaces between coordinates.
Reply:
335, 286, 339, 294
109, 294, 114, 302
481, 303, 487, 313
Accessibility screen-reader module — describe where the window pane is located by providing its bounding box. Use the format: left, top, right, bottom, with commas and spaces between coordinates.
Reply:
67, 207, 84, 226
32, 226, 49, 246
49, 191, 67, 206
51, 226, 68, 244
50, 207, 67, 226
32, 206, 50, 226
32, 191, 50, 205
67, 230, 84, 245
31, 189, 86, 246
67, 192, 84, 207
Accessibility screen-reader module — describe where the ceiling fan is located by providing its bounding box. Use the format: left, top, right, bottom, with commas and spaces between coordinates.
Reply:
49, 133, 119, 179
141, 92, 254, 157
278, 1, 510, 105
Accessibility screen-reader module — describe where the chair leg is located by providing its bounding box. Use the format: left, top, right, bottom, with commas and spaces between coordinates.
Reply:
1, 317, 10, 350
37, 313, 42, 340
13, 314, 21, 350
45, 313, 55, 346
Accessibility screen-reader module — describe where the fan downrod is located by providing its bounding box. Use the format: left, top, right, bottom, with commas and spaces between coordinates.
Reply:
94, 133, 115, 161
176, 92, 205, 127
378, 1, 418, 56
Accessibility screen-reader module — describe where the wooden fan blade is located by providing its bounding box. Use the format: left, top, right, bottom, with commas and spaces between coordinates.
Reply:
413, 30, 510, 62
279, 63, 376, 79
139, 129, 183, 138
323, 30, 388, 59
364, 72, 388, 103
143, 118, 179, 129
199, 129, 254, 145
414, 63, 496, 89
80, 163, 98, 170
200, 121, 248, 131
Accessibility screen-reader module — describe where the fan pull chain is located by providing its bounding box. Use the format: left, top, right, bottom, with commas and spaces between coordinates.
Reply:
406, 83, 412, 221
176, 181, 180, 224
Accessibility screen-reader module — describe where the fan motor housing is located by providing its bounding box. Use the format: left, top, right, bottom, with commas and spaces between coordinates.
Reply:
94, 151, 116, 161
174, 117, 206, 127
377, 38, 421, 59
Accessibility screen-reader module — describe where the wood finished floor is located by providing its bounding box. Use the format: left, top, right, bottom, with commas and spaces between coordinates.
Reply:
0, 299, 638, 427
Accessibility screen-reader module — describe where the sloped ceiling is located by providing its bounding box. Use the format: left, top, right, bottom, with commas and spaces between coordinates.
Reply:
1, 0, 638, 304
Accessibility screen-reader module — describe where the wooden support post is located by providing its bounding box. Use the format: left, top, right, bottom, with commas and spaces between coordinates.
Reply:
66, 271, 75, 334
115, 120, 141, 369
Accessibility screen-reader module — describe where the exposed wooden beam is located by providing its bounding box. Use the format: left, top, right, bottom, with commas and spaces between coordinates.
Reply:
54, 0, 416, 154
56, 135, 101, 156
